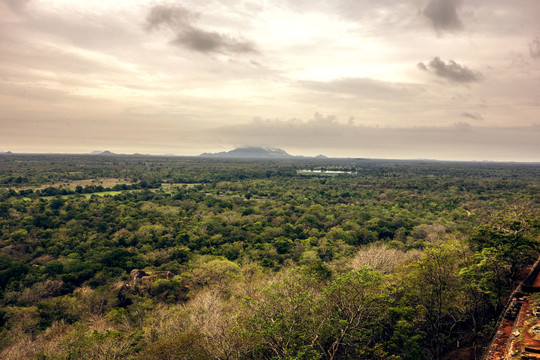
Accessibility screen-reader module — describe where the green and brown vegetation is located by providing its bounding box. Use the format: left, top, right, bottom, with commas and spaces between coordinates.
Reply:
0, 154, 538, 359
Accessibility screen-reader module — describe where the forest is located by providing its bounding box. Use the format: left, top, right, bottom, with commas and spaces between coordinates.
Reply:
0, 153, 538, 360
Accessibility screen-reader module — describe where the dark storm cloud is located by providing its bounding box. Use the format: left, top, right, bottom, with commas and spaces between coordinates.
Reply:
422, 0, 463, 33
530, 38, 540, 59
461, 112, 484, 121
418, 57, 482, 83
145, 5, 256, 54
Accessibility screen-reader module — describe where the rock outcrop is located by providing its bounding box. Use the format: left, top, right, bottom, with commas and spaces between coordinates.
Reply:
118, 269, 176, 306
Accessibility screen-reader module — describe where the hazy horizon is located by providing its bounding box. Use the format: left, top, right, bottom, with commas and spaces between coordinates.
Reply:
1, 1, 540, 161
2, 146, 540, 164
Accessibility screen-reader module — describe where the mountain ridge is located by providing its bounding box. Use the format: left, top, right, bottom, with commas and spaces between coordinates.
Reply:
200, 147, 294, 159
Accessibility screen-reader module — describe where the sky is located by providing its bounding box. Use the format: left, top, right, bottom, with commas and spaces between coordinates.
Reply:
1, 0, 539, 161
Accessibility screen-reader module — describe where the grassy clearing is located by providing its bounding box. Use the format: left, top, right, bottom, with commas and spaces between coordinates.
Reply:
82, 191, 124, 198
41, 184, 198, 199
9, 178, 132, 191
161, 183, 200, 189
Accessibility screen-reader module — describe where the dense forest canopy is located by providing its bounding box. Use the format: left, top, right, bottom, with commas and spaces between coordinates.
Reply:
0, 154, 538, 359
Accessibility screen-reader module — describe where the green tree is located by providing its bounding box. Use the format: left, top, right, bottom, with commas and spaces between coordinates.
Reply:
244, 270, 322, 359
403, 241, 468, 360
317, 267, 389, 360
470, 213, 538, 279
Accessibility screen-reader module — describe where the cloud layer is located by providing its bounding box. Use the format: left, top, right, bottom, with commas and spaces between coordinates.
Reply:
461, 112, 484, 121
210, 115, 540, 161
300, 77, 421, 99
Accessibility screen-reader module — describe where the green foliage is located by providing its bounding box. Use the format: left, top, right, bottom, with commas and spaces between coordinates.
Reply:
318, 267, 387, 359
191, 259, 241, 289
0, 254, 29, 290
245, 269, 322, 359
402, 242, 468, 359
37, 296, 78, 330
470, 214, 538, 277
0, 155, 538, 359
387, 307, 426, 360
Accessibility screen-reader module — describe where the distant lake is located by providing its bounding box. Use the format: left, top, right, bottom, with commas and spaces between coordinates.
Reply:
298, 169, 356, 175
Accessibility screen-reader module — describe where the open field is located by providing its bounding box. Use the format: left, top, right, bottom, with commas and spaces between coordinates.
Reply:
7, 178, 132, 191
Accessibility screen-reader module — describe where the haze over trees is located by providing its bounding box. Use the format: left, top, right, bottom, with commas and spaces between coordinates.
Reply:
0, 154, 538, 359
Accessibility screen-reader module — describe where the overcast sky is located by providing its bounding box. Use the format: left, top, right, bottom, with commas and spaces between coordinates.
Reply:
1, 0, 539, 161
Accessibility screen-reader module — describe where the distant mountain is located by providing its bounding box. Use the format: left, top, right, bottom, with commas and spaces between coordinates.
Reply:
200, 147, 293, 159
90, 150, 115, 155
